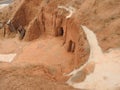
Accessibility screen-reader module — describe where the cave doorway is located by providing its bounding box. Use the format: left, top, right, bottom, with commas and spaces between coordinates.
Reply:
58, 27, 64, 36
68, 40, 75, 52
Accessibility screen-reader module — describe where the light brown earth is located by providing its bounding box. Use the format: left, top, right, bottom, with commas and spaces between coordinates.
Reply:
0, 36, 79, 90
0, 0, 120, 90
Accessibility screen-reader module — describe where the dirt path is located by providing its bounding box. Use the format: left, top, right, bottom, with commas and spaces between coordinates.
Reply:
15, 37, 73, 66
67, 26, 120, 90
12, 36, 74, 81
0, 35, 77, 89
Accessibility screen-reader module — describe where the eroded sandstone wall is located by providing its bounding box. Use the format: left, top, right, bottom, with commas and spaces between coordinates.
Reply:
1, 0, 119, 73
11, 0, 42, 29
12, 0, 89, 70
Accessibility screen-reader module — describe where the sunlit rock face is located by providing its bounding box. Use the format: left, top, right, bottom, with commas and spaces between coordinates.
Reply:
0, 0, 119, 90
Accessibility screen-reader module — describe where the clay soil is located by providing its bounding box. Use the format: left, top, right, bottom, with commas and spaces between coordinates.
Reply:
0, 0, 120, 90
0, 36, 79, 90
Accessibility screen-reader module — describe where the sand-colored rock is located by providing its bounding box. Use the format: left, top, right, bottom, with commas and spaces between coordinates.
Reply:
0, 0, 119, 90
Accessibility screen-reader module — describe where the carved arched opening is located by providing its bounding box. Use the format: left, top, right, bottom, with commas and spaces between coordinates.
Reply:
58, 27, 64, 36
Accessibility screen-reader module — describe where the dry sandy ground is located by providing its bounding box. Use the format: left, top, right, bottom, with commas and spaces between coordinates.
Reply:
71, 48, 120, 90
0, 26, 119, 90
0, 0, 120, 90
67, 26, 120, 90
0, 36, 77, 90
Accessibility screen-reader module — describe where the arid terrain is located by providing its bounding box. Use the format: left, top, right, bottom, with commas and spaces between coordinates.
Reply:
0, 0, 120, 90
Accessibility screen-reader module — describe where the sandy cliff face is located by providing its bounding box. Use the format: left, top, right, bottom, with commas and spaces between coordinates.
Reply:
0, 0, 119, 81
0, 0, 119, 90
8, 0, 90, 70
1, 0, 120, 50
76, 0, 120, 50
8, 0, 119, 49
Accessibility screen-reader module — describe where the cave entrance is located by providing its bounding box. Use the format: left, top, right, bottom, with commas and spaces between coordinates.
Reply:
58, 27, 64, 36
68, 40, 75, 52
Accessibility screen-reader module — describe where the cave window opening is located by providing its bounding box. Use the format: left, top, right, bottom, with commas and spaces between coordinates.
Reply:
68, 40, 75, 53
58, 27, 64, 36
